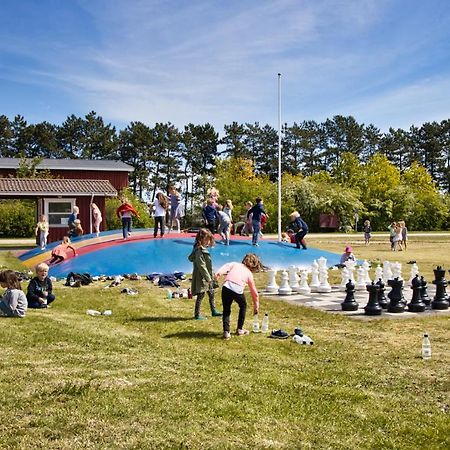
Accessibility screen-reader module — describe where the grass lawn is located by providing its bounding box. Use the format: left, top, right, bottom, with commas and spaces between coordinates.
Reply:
0, 236, 449, 449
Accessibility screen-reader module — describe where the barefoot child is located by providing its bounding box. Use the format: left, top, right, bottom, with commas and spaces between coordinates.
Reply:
188, 229, 222, 320
0, 270, 27, 318
215, 253, 264, 340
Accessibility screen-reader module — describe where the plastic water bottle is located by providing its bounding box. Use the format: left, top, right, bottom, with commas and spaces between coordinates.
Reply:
261, 313, 269, 333
102, 310, 112, 316
252, 314, 260, 333
422, 333, 431, 360
86, 309, 101, 316
166, 289, 172, 299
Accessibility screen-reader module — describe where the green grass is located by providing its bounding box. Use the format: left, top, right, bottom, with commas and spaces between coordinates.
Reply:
0, 241, 449, 449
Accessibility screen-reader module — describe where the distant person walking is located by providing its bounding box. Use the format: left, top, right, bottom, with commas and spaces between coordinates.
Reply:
116, 198, 140, 240
247, 197, 267, 246
363, 219, 372, 246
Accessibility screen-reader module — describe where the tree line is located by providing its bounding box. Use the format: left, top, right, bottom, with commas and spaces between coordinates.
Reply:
1, 112, 449, 232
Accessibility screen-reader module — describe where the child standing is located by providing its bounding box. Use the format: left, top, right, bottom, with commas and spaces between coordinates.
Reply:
215, 253, 263, 340
116, 198, 140, 239
399, 220, 408, 250
202, 198, 218, 234
0, 270, 27, 318
27, 263, 55, 309
363, 219, 372, 245
216, 205, 231, 245
153, 192, 169, 238
247, 197, 268, 246
91, 203, 102, 237
35, 214, 49, 250
188, 229, 222, 320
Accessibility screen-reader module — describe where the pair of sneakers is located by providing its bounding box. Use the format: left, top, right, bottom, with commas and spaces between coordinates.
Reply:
222, 328, 249, 340
195, 310, 223, 320
269, 328, 304, 340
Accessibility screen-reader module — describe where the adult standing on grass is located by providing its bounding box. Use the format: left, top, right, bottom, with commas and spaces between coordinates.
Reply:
288, 211, 308, 249
215, 253, 263, 340
188, 229, 222, 320
247, 197, 267, 246
0, 270, 27, 318
116, 198, 140, 240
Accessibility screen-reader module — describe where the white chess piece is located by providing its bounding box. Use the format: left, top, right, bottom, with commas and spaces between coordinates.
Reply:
317, 266, 332, 293
278, 271, 292, 295
344, 259, 356, 282
375, 264, 383, 283
383, 261, 393, 283
339, 267, 350, 291
265, 269, 279, 294
317, 256, 327, 271
288, 265, 300, 290
362, 260, 371, 284
391, 261, 403, 280
295, 270, 311, 294
309, 260, 320, 292
355, 267, 367, 290
409, 263, 419, 286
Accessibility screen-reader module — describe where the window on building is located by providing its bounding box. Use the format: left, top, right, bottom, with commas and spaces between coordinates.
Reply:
45, 199, 75, 227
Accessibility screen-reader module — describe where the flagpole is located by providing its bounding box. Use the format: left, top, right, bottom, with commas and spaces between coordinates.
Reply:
277, 73, 282, 242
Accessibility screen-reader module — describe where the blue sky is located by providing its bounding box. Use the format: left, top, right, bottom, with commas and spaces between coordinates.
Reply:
1, 0, 450, 134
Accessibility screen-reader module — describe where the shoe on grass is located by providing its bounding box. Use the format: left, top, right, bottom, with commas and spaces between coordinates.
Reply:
294, 328, 304, 337
269, 329, 289, 339
237, 328, 249, 336
195, 315, 207, 320
223, 331, 231, 340
211, 310, 223, 317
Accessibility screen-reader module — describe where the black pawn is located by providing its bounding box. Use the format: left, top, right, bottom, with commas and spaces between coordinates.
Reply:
408, 275, 426, 312
364, 281, 382, 315
431, 266, 449, 310
420, 276, 430, 306
376, 278, 388, 309
342, 279, 358, 311
387, 277, 405, 313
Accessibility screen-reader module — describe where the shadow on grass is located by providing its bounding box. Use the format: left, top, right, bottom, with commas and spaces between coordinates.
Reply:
163, 330, 219, 339
131, 316, 192, 323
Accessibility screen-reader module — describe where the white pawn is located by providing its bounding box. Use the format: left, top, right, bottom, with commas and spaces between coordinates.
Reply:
383, 261, 393, 283
317, 267, 332, 293
309, 260, 320, 292
392, 261, 403, 280
288, 265, 300, 290
355, 267, 367, 290
278, 271, 292, 295
375, 264, 383, 283
265, 269, 279, 294
296, 270, 311, 294
339, 267, 350, 291
409, 263, 419, 286
362, 259, 372, 284
344, 259, 356, 282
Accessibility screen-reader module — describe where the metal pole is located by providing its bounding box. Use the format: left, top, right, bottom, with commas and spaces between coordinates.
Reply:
277, 73, 282, 242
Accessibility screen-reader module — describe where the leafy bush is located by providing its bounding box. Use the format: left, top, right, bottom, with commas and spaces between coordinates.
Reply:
0, 200, 35, 238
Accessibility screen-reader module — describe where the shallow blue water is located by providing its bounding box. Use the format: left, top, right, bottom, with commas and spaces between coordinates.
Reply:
48, 237, 341, 277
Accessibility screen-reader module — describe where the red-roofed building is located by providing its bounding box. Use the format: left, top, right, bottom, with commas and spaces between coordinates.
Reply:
0, 158, 134, 242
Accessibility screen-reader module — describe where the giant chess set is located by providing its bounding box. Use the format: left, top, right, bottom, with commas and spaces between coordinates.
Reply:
263, 257, 450, 320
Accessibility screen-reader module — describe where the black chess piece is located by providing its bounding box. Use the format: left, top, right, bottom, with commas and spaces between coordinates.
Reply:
431, 266, 449, 310
387, 277, 405, 313
420, 276, 430, 306
364, 281, 382, 315
408, 274, 426, 312
342, 279, 358, 311
376, 278, 388, 309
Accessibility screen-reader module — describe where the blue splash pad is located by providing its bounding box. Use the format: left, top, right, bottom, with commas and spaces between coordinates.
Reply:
48, 237, 341, 278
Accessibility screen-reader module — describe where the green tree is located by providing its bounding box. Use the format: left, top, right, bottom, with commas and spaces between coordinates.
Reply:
0, 115, 13, 157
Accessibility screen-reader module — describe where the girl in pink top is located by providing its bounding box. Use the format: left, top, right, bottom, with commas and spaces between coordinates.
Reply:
215, 253, 264, 340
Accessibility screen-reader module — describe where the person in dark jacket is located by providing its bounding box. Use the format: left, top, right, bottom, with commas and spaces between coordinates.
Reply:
27, 263, 55, 308
202, 198, 218, 234
247, 197, 268, 246
289, 211, 308, 249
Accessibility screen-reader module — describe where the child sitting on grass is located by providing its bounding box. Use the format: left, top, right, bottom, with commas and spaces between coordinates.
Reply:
215, 253, 264, 340
0, 270, 27, 318
188, 229, 222, 320
27, 263, 55, 309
